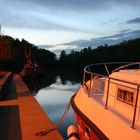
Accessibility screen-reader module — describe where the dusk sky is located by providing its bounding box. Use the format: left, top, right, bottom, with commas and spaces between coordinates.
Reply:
0, 0, 140, 53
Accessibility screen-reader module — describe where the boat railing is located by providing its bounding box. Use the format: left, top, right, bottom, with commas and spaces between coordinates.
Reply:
82, 62, 140, 129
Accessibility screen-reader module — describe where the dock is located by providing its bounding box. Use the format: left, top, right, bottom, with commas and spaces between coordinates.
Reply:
0, 72, 64, 140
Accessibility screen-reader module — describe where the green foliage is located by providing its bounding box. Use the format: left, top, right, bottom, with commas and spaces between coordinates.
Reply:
0, 35, 57, 72
1, 35, 140, 72
58, 38, 140, 69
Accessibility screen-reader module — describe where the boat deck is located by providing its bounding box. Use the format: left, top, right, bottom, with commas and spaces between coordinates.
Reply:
90, 91, 140, 130
74, 86, 140, 140
0, 74, 63, 140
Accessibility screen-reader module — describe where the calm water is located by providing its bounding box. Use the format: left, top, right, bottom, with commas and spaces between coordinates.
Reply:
35, 76, 81, 139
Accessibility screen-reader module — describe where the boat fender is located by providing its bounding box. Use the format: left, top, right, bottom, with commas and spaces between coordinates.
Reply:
67, 125, 79, 140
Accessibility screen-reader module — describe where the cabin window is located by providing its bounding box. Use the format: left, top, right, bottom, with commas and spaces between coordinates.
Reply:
117, 88, 134, 105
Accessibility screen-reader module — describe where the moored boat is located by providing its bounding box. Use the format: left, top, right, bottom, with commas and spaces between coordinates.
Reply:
68, 62, 140, 140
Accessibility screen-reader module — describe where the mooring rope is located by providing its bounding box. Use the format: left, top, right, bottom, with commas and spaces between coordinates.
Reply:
35, 99, 71, 136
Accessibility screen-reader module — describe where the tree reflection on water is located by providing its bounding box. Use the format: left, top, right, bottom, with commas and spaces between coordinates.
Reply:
59, 69, 83, 85
35, 71, 82, 139
22, 69, 83, 95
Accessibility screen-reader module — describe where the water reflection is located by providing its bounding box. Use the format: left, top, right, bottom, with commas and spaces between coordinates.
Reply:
36, 77, 81, 139
58, 69, 83, 85
22, 69, 82, 139
22, 69, 82, 95
21, 71, 57, 95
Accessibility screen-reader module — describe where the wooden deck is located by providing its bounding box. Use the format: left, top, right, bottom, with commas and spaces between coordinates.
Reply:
0, 73, 64, 140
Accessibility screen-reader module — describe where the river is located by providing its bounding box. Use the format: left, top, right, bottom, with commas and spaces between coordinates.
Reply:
35, 75, 81, 139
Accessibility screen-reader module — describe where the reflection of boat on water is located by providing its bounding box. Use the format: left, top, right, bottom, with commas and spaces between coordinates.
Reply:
20, 47, 42, 95
20, 60, 40, 78
68, 62, 140, 140
20, 60, 41, 95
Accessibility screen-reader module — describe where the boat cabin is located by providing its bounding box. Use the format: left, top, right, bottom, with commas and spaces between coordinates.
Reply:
103, 69, 140, 127
71, 63, 140, 140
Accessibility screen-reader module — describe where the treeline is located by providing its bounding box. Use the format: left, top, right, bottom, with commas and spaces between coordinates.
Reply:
59, 38, 140, 69
0, 35, 56, 72
0, 35, 140, 72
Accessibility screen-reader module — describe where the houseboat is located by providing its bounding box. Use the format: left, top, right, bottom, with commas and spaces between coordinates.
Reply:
68, 62, 140, 140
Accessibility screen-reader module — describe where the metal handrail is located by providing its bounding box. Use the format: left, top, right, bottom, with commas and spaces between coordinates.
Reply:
112, 62, 140, 72
84, 62, 136, 75
82, 62, 140, 129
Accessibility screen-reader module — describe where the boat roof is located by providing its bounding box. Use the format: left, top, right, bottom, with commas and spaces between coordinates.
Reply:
110, 69, 140, 84
119, 69, 140, 75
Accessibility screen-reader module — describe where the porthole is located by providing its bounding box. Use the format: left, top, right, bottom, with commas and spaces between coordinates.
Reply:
85, 127, 91, 138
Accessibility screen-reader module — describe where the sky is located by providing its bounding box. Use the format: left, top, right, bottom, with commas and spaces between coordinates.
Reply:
0, 0, 140, 54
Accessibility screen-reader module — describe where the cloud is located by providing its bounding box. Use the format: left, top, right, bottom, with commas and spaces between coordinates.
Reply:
0, 0, 94, 33
127, 17, 140, 24
0, 9, 84, 32
38, 29, 140, 56
0, 0, 140, 46
37, 45, 53, 50
62, 29, 140, 48
48, 45, 78, 51
8, 0, 140, 12
0, 0, 140, 34
48, 45, 79, 56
